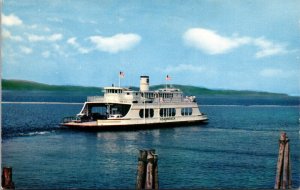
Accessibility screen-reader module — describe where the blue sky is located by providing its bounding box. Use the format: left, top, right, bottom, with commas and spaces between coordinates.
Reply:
2, 0, 300, 95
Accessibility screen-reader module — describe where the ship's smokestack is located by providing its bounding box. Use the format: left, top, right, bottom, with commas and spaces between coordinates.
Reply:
140, 76, 149, 92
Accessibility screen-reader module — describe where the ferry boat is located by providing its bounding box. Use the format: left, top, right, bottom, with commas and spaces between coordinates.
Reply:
61, 76, 208, 130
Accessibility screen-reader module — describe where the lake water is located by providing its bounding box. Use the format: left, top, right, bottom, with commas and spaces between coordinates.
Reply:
1, 91, 299, 189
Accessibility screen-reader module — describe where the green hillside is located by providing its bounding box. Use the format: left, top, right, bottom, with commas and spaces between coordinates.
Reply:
2, 79, 102, 93
2, 79, 289, 97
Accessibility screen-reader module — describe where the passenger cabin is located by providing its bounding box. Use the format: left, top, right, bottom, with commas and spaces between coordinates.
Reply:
77, 76, 197, 122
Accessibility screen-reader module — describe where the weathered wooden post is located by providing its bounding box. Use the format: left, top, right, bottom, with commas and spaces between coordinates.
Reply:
153, 153, 159, 189
288, 143, 292, 189
136, 150, 147, 190
2, 167, 15, 189
145, 150, 154, 189
274, 132, 292, 189
136, 149, 159, 190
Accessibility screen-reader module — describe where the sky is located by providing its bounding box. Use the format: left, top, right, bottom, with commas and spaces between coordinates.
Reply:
2, 0, 300, 95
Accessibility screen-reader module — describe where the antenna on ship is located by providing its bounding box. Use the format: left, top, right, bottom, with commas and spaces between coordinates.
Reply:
119, 71, 125, 87
165, 75, 171, 89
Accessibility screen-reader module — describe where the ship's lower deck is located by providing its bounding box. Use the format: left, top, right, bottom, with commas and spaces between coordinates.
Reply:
61, 115, 208, 131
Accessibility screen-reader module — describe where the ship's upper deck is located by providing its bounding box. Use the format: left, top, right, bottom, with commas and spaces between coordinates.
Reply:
87, 76, 196, 104
88, 86, 196, 104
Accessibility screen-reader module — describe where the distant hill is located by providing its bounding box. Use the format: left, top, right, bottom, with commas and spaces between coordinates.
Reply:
2, 79, 102, 93
150, 84, 289, 97
2, 79, 289, 97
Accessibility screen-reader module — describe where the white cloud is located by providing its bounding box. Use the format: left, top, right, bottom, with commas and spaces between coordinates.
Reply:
2, 29, 23, 41
165, 64, 205, 73
42, 51, 50, 58
67, 37, 77, 46
183, 27, 288, 58
2, 13, 23, 26
253, 38, 287, 58
20, 46, 32, 54
48, 33, 63, 41
259, 68, 283, 77
89, 33, 141, 53
28, 34, 44, 42
67, 37, 91, 54
52, 44, 68, 57
183, 28, 250, 54
28, 33, 63, 42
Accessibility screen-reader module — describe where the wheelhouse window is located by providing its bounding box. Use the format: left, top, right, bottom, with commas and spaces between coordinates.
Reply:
106, 89, 123, 94
144, 93, 154, 99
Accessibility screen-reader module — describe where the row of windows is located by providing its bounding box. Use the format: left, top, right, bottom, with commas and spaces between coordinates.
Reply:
132, 92, 179, 99
106, 89, 123, 94
159, 93, 173, 98
142, 93, 175, 99
108, 91, 179, 99
139, 109, 154, 118
139, 108, 193, 118
142, 93, 155, 99
181, 107, 193, 116
160, 108, 176, 117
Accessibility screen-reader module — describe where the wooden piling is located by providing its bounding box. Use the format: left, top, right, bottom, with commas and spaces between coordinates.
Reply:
136, 149, 158, 190
136, 150, 147, 190
153, 154, 159, 189
274, 133, 286, 189
145, 150, 154, 189
282, 139, 289, 189
2, 167, 15, 189
274, 132, 292, 189
288, 145, 292, 189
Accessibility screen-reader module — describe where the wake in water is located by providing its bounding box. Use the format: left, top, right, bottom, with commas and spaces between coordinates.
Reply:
18, 130, 57, 137
2, 125, 61, 138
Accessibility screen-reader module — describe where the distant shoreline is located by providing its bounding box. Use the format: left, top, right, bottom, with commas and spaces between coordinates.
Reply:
1, 79, 294, 97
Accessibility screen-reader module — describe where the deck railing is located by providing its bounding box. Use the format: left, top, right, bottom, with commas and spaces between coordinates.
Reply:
87, 96, 196, 104
62, 116, 80, 123
87, 96, 104, 102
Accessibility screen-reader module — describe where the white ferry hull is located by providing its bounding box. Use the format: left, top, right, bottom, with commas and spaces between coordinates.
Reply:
61, 115, 208, 131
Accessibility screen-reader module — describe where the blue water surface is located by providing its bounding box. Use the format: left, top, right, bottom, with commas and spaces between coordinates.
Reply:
1, 91, 299, 189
